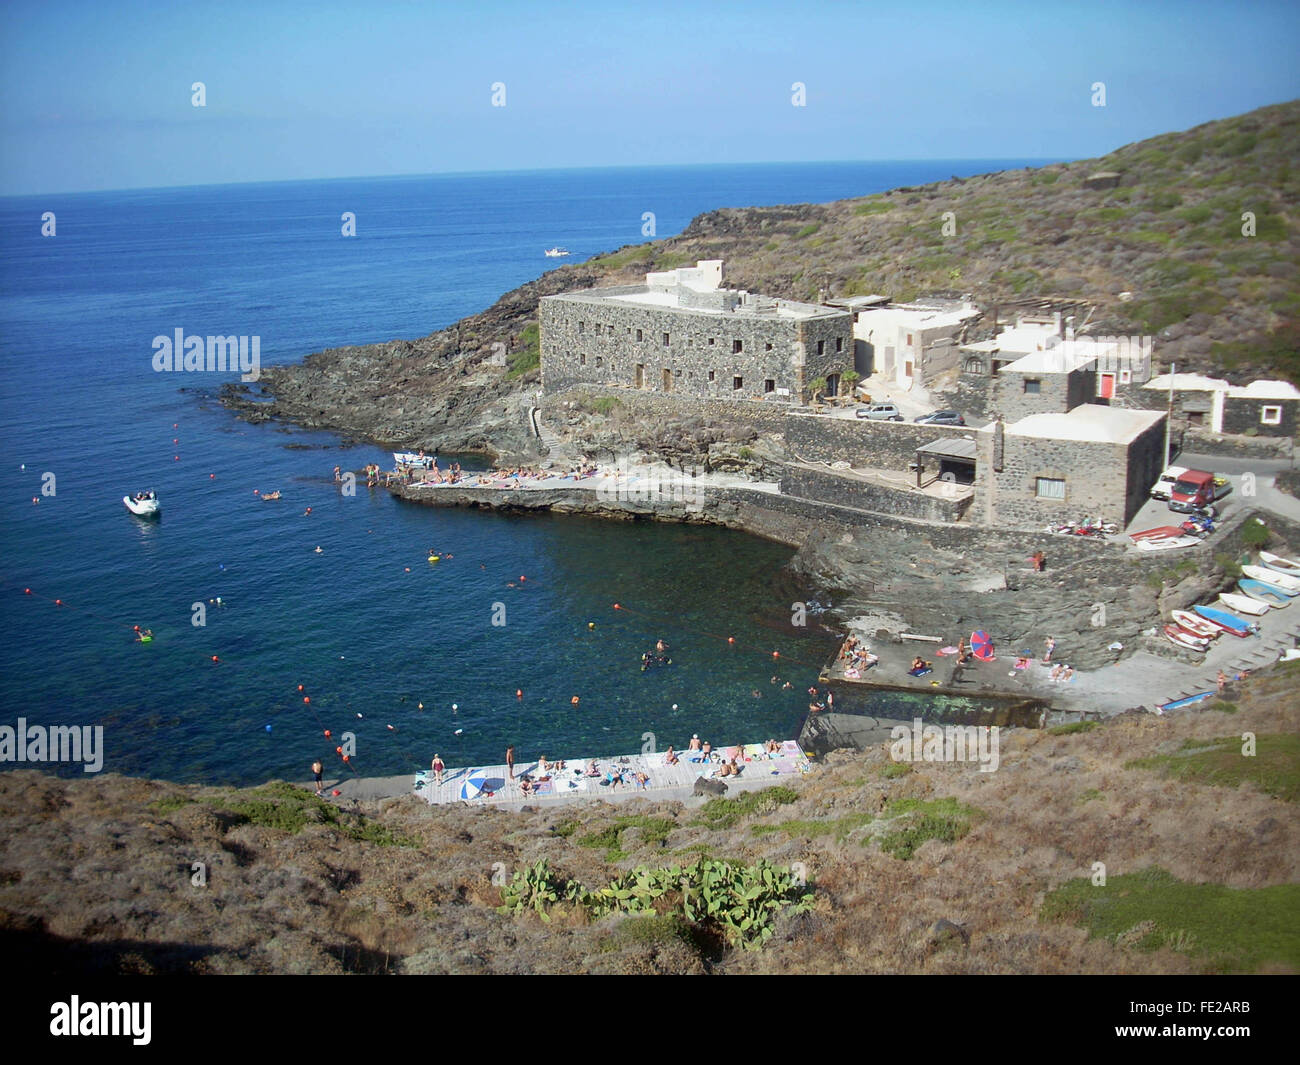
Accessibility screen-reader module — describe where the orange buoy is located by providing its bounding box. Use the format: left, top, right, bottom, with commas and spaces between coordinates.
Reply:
335, 746, 343, 754
23, 589, 31, 595
303, 696, 310, 704
298, 685, 304, 691
55, 599, 62, 605
772, 651, 780, 658
211, 655, 219, 662
386, 724, 395, 731
613, 603, 621, 610
324, 730, 331, 738
516, 689, 522, 699
728, 636, 735, 644
570, 696, 580, 705
332, 789, 340, 796
209, 473, 215, 479
342, 754, 350, 762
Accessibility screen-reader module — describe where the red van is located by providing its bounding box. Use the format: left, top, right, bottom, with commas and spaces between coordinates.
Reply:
1168, 469, 1217, 513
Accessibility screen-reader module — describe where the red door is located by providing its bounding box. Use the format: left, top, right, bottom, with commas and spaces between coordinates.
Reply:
1099, 373, 1115, 399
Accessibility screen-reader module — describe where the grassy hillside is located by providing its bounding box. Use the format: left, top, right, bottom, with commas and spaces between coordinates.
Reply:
3, 660, 1296, 975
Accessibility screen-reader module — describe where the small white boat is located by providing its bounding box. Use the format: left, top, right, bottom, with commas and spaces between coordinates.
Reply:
543, 247, 571, 258
1134, 535, 1200, 551
123, 490, 160, 517
1243, 564, 1300, 594
393, 452, 433, 468
1238, 578, 1291, 607
1164, 624, 1208, 652
1218, 592, 1269, 617
1260, 550, 1300, 576
1170, 609, 1219, 640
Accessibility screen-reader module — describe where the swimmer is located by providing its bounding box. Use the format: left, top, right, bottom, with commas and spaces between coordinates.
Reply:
303, 506, 312, 515
314, 546, 323, 554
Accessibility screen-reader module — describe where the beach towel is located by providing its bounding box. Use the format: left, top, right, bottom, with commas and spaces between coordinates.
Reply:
936, 646, 959, 656
908, 667, 933, 677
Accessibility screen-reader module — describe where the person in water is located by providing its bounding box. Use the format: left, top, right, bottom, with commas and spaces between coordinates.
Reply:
655, 639, 668, 654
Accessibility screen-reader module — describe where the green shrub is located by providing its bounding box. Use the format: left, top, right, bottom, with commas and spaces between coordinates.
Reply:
796, 223, 821, 239
508, 323, 540, 378
877, 797, 981, 859
694, 786, 800, 830
1047, 720, 1097, 736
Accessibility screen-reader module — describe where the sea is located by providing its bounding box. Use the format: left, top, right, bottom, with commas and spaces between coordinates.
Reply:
0, 159, 1045, 785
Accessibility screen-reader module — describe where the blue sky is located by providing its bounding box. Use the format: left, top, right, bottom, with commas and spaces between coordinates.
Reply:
2, 0, 1297, 194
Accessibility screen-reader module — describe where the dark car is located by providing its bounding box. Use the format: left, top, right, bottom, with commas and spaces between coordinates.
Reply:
914, 410, 966, 426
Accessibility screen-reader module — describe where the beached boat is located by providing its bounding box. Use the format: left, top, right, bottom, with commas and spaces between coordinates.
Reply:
1171, 609, 1219, 640
1192, 604, 1252, 637
1129, 525, 1185, 542
1159, 690, 1216, 711
1238, 578, 1291, 607
1134, 535, 1200, 551
1259, 550, 1300, 577
393, 452, 433, 468
123, 490, 160, 517
1218, 592, 1269, 617
1243, 564, 1300, 594
1164, 624, 1209, 652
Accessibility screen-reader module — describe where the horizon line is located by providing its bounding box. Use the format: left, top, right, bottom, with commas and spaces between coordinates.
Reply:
0, 156, 1067, 201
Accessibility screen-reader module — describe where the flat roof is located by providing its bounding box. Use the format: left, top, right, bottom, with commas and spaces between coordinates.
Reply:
1004, 348, 1098, 374
1006, 404, 1165, 444
1144, 374, 1300, 400
543, 286, 844, 321
916, 437, 978, 461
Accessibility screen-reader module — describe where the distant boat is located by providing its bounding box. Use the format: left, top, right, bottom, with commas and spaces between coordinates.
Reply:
393, 452, 433, 468
543, 247, 571, 258
1237, 578, 1291, 607
1134, 535, 1199, 551
124, 490, 160, 517
1192, 604, 1252, 638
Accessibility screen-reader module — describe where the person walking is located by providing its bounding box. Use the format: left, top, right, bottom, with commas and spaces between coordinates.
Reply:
505, 745, 515, 781
1043, 636, 1057, 664
311, 759, 324, 796
431, 753, 445, 786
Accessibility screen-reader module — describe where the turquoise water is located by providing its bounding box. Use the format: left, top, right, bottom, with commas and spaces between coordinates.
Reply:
0, 160, 1043, 784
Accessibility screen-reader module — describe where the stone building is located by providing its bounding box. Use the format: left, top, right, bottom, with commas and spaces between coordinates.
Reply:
827, 295, 979, 388
1142, 373, 1300, 437
976, 405, 1167, 529
539, 260, 853, 403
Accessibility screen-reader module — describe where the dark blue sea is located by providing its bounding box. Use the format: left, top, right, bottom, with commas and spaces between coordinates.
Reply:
0, 160, 1043, 785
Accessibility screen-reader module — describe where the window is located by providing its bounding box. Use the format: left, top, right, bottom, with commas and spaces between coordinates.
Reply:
1262, 406, 1282, 425
708, 337, 715, 346
733, 376, 743, 391
635, 328, 643, 342
1024, 378, 1042, 394
580, 353, 587, 365
596, 356, 603, 369
1036, 477, 1066, 500
662, 333, 670, 346
1120, 369, 1132, 384
907, 333, 913, 346
594, 324, 601, 336
817, 340, 825, 356
764, 379, 775, 393
708, 370, 715, 382
836, 337, 843, 352
578, 321, 585, 333
733, 339, 743, 354
765, 342, 773, 351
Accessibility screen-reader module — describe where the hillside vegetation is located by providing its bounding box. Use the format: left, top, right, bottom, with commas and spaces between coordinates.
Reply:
224, 100, 1300, 454
2, 660, 1296, 974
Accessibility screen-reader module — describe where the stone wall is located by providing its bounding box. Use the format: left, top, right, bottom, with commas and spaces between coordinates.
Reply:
991, 367, 1096, 422
539, 291, 853, 403
779, 464, 970, 523
987, 436, 1130, 529
1222, 397, 1298, 438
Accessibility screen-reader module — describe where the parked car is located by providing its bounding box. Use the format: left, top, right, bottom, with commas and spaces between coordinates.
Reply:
914, 410, 966, 426
1168, 469, 1228, 513
1149, 464, 1187, 501
856, 403, 903, 421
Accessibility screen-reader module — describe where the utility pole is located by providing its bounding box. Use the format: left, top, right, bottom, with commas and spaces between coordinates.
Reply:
1163, 361, 1175, 464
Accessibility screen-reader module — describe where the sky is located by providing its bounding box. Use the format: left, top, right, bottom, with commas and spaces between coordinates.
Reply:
1, 0, 1298, 195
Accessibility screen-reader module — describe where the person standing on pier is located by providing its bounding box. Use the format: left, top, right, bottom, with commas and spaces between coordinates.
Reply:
506, 745, 515, 780
1043, 636, 1057, 664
